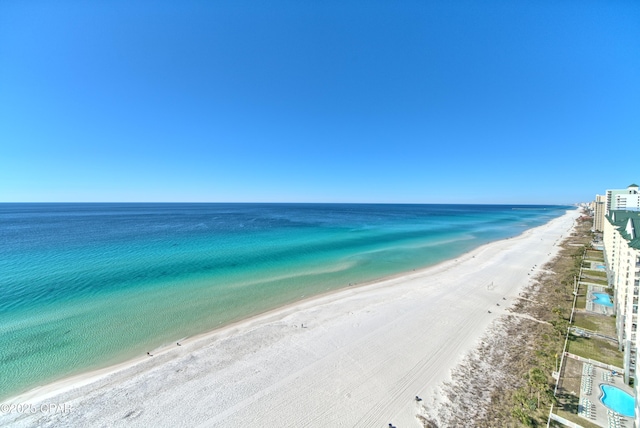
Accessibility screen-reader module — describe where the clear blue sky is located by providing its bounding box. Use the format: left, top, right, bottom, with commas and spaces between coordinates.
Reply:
1, 1, 638, 204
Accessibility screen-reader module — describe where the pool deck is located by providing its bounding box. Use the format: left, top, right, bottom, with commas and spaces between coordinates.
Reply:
579, 362, 634, 427
585, 285, 614, 316
585, 260, 607, 271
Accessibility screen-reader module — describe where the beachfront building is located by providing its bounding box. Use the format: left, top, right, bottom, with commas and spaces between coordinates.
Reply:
593, 194, 606, 233
606, 184, 640, 214
603, 210, 640, 385
637, 337, 640, 428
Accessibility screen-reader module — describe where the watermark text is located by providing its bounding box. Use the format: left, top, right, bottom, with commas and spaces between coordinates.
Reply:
0, 403, 72, 415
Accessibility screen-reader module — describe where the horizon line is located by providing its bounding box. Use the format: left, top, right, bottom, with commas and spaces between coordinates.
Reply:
0, 201, 579, 206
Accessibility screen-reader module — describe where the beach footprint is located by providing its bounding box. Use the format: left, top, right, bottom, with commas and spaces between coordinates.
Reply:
122, 409, 143, 420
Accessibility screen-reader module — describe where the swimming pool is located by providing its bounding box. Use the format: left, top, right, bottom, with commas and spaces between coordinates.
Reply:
593, 292, 613, 307
595, 263, 606, 271
600, 384, 634, 417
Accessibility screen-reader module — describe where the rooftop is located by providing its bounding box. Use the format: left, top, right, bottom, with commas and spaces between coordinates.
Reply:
607, 210, 640, 250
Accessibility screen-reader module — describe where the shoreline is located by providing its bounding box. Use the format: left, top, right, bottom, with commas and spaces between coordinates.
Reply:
1, 234, 486, 404
1, 209, 580, 427
0, 219, 544, 403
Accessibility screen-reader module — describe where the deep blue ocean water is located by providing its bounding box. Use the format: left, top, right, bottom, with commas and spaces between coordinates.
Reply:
0, 203, 571, 400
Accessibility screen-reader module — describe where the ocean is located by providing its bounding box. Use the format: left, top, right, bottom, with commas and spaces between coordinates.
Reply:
0, 203, 571, 400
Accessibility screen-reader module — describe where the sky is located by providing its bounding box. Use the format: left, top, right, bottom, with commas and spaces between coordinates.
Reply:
1, 0, 638, 204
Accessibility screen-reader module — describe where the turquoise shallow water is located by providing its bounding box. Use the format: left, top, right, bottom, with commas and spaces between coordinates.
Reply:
0, 203, 571, 400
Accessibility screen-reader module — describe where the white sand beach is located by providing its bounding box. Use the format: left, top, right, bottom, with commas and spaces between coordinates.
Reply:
1, 209, 580, 428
